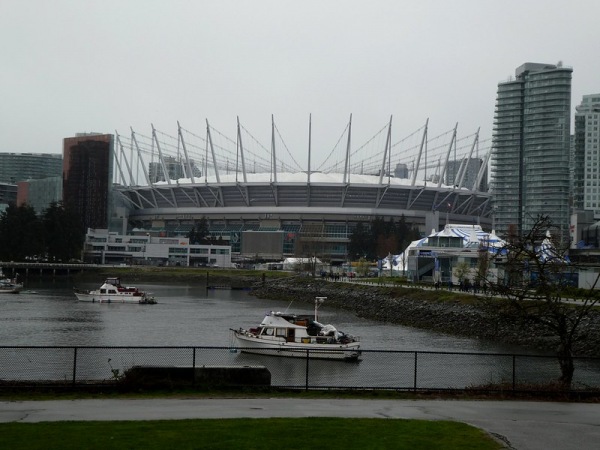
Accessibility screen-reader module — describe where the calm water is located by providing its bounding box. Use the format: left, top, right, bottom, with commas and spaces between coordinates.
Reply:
1, 279, 597, 388
1, 279, 522, 351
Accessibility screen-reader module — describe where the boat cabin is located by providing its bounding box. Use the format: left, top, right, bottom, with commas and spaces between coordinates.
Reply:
251, 312, 353, 344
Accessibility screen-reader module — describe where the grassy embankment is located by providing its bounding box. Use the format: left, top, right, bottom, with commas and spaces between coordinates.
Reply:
74, 267, 478, 304
0, 418, 503, 450
72, 266, 291, 287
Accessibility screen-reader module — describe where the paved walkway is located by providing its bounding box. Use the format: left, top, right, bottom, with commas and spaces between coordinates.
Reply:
1, 398, 599, 449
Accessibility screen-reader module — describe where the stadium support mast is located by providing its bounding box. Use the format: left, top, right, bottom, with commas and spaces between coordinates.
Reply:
455, 127, 479, 190
343, 114, 352, 184
114, 132, 133, 187
178, 121, 196, 184
206, 119, 220, 183
437, 123, 457, 189
237, 116, 248, 183
113, 132, 126, 185
474, 148, 491, 192
411, 118, 428, 186
271, 115, 277, 183
378, 116, 393, 185
307, 113, 312, 183
152, 124, 171, 185
131, 128, 151, 186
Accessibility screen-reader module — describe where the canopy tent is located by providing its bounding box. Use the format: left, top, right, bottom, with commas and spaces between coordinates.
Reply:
382, 224, 506, 272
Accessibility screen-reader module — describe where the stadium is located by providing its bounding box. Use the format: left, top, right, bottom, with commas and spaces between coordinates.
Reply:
112, 117, 493, 264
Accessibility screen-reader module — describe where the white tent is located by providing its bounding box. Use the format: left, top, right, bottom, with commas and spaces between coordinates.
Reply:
382, 224, 506, 272
282, 257, 323, 271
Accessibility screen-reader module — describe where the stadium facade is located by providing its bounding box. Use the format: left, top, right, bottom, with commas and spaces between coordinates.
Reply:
112, 119, 493, 264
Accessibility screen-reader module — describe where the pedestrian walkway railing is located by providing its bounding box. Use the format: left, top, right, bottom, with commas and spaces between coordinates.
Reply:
0, 346, 598, 392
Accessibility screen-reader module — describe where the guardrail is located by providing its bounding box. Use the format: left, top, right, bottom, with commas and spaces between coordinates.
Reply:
0, 346, 599, 393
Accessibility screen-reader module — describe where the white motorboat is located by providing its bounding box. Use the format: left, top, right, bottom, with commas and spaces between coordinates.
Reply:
232, 297, 361, 361
0, 269, 23, 294
73, 277, 157, 304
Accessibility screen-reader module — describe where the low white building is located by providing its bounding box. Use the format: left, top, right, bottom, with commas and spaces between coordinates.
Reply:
83, 228, 233, 268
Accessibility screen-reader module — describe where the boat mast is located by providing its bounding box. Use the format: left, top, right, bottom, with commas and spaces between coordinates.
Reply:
315, 297, 326, 321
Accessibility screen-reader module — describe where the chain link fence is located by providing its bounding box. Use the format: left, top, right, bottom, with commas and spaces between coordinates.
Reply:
0, 346, 599, 392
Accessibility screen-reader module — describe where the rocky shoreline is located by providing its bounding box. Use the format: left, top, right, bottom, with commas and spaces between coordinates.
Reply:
250, 277, 600, 358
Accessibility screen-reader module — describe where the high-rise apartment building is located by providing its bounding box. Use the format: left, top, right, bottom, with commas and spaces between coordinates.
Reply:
0, 153, 62, 184
16, 177, 62, 214
148, 156, 202, 183
62, 133, 114, 233
0, 183, 17, 212
446, 158, 488, 191
573, 94, 600, 213
492, 62, 572, 240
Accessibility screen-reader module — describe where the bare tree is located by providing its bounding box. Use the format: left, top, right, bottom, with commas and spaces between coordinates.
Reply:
481, 214, 599, 387
453, 261, 471, 284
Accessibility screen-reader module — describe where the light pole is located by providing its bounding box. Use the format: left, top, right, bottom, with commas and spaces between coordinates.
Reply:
143, 233, 150, 264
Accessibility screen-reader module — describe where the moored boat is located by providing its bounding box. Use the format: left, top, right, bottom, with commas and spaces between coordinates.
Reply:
231, 297, 360, 361
0, 269, 23, 294
73, 277, 157, 304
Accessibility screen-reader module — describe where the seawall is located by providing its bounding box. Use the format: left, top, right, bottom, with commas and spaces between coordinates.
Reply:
251, 277, 600, 357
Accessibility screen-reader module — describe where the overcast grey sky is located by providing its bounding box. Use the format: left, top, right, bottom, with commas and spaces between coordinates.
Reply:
1, 0, 599, 169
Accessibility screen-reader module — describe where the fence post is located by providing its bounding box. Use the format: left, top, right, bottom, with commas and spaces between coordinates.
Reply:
305, 350, 310, 391
512, 354, 516, 392
72, 347, 78, 385
413, 351, 418, 391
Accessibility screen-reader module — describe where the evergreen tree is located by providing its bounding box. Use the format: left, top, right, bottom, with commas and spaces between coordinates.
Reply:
41, 202, 84, 262
347, 222, 371, 260
348, 216, 421, 263
0, 203, 43, 261
188, 217, 210, 244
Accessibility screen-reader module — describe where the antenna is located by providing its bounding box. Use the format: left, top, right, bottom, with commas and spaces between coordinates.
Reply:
284, 299, 294, 313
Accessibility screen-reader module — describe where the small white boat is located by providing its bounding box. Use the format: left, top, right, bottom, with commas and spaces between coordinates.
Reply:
232, 297, 361, 361
74, 277, 157, 304
0, 269, 23, 294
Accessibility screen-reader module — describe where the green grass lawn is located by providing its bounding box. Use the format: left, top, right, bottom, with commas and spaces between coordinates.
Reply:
0, 418, 502, 449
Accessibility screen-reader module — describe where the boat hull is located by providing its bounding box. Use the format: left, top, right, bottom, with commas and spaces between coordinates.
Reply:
74, 291, 155, 304
0, 285, 22, 294
233, 331, 361, 361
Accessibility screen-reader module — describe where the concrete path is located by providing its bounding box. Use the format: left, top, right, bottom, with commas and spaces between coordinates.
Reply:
1, 398, 599, 449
